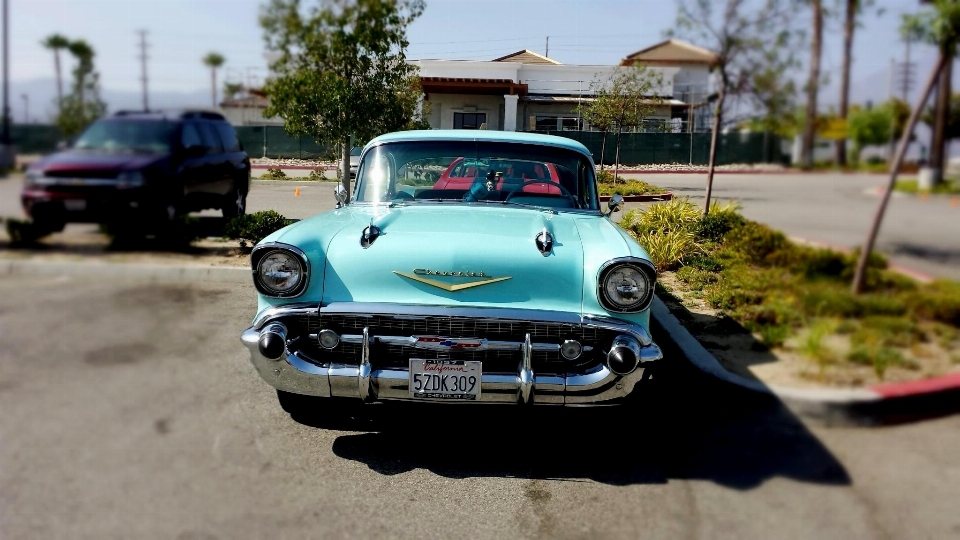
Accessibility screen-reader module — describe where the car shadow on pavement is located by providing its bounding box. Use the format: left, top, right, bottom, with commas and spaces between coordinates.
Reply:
319, 320, 851, 490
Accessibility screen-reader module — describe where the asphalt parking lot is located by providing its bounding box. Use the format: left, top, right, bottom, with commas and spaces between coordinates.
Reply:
1, 274, 959, 539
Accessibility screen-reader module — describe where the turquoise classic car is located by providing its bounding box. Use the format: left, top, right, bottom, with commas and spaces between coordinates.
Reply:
240, 130, 664, 414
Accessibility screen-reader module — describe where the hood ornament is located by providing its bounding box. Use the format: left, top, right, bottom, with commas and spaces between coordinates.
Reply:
360, 220, 381, 248
535, 227, 553, 255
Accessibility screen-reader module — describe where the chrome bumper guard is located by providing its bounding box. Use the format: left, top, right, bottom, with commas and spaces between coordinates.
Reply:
241, 303, 664, 405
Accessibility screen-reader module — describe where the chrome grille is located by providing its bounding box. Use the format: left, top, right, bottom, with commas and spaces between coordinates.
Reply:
284, 312, 615, 374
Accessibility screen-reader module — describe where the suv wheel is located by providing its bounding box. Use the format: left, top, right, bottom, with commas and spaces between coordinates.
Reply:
222, 188, 246, 219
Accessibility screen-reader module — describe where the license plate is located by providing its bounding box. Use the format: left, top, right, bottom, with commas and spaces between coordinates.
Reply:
63, 199, 86, 211
409, 359, 481, 400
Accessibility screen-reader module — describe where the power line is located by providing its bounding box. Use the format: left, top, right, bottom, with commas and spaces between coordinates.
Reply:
137, 29, 150, 111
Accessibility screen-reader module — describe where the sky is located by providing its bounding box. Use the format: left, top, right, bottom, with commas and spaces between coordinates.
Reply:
7, 0, 951, 122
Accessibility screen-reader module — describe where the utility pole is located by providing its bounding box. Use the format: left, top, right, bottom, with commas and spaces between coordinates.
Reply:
20, 93, 26, 123
900, 37, 915, 102
2, 0, 9, 145
545, 36, 549, 58
137, 30, 149, 111
887, 58, 896, 163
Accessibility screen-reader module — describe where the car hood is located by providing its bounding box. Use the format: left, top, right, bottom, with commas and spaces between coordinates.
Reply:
317, 204, 587, 313
35, 149, 166, 174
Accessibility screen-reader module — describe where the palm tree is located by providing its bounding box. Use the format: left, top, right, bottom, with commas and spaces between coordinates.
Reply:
202, 53, 226, 108
41, 34, 70, 113
67, 40, 95, 109
801, 0, 823, 169
836, 0, 856, 167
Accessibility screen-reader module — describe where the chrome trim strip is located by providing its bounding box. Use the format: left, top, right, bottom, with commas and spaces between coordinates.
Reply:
252, 302, 318, 330
518, 333, 534, 405
320, 302, 584, 326
358, 327, 373, 402
341, 333, 560, 352
250, 242, 311, 299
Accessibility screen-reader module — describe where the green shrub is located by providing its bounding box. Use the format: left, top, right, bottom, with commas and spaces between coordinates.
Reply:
308, 169, 326, 181
598, 180, 666, 196
854, 316, 922, 348
685, 254, 723, 272
856, 294, 907, 317
905, 280, 960, 325
739, 299, 802, 329
758, 324, 790, 348
725, 221, 788, 264
676, 266, 719, 290
629, 198, 702, 236
696, 205, 746, 243
260, 168, 287, 180
800, 288, 862, 318
796, 248, 848, 279
633, 228, 699, 271
847, 345, 906, 380
224, 210, 293, 244
800, 318, 839, 371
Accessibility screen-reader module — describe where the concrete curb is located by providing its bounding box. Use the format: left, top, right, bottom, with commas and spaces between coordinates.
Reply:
599, 192, 674, 202
0, 258, 250, 283
650, 296, 960, 425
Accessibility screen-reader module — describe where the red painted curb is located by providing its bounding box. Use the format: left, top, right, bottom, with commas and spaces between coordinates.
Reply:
871, 372, 960, 399
599, 192, 674, 202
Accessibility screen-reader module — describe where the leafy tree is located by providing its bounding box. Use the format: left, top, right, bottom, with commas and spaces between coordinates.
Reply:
577, 88, 614, 171
852, 0, 960, 294
903, 2, 960, 178
579, 67, 660, 175
41, 34, 70, 115
56, 40, 106, 137
847, 99, 909, 163
921, 92, 960, 141
202, 52, 226, 108
223, 82, 245, 100
260, 0, 427, 201
672, 0, 797, 213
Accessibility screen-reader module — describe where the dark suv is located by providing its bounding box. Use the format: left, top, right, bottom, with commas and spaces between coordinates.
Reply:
22, 110, 251, 233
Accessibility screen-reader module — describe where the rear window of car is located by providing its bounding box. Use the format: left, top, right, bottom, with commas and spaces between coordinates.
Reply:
215, 122, 241, 152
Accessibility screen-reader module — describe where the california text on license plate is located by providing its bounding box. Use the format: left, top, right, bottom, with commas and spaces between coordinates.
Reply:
409, 359, 481, 400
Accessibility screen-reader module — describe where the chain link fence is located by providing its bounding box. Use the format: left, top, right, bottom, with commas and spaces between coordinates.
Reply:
13, 124, 785, 166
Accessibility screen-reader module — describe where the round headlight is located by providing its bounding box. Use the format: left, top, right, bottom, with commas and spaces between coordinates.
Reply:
257, 249, 304, 295
599, 260, 655, 312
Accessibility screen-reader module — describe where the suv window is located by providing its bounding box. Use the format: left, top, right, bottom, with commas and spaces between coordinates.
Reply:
180, 123, 203, 151
215, 122, 241, 152
197, 122, 223, 154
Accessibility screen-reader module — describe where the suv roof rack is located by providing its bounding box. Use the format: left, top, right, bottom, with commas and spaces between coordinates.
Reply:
111, 109, 226, 121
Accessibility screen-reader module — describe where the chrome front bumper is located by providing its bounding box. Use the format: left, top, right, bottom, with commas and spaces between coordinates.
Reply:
241, 303, 664, 406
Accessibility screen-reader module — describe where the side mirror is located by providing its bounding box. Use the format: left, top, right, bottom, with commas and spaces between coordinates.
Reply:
334, 184, 348, 208
606, 194, 624, 216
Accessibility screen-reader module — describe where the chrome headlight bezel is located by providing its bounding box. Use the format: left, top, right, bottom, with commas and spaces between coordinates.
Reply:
251, 242, 310, 298
597, 257, 657, 313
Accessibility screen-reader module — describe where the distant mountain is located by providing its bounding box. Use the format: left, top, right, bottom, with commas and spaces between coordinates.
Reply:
8, 78, 213, 124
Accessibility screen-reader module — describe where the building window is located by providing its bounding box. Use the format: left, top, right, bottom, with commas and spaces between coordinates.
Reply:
454, 112, 486, 130
534, 115, 583, 132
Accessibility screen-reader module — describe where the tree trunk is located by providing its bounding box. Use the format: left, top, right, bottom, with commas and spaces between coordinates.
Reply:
54, 50, 63, 114
851, 52, 946, 294
801, 0, 823, 170
836, 0, 855, 167
929, 56, 952, 184
211, 68, 217, 109
341, 137, 351, 203
703, 89, 725, 215
613, 127, 622, 180
599, 131, 607, 171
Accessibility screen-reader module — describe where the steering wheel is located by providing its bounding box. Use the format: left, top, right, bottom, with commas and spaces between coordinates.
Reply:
505, 180, 573, 201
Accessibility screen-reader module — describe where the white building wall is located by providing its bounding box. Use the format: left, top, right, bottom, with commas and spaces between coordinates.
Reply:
426, 94, 504, 130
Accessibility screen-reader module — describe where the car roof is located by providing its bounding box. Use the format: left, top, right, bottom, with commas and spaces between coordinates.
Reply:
109, 110, 228, 122
366, 130, 593, 160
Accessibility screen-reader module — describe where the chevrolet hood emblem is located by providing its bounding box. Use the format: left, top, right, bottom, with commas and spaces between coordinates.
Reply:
393, 270, 511, 292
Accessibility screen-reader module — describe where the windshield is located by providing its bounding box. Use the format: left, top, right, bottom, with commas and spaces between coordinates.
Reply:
354, 141, 598, 211
73, 120, 177, 153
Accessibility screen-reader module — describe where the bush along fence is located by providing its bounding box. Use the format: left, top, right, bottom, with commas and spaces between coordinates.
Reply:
13, 124, 786, 166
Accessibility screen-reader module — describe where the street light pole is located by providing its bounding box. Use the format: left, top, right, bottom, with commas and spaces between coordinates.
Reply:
21, 93, 27, 123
